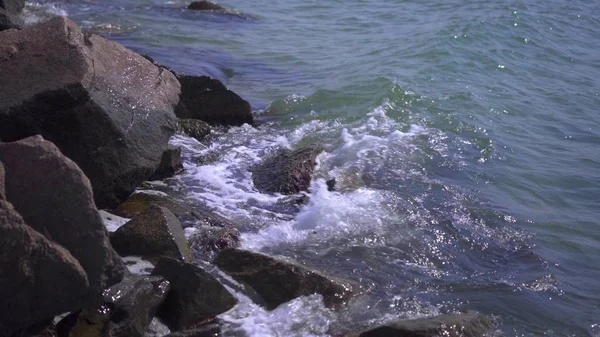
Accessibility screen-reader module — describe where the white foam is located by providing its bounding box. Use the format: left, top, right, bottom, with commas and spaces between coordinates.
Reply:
122, 256, 154, 275
22, 2, 68, 25
99, 210, 130, 232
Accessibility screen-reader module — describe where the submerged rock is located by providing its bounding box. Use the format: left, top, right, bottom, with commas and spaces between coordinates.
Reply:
56, 276, 170, 337
175, 75, 254, 126
188, 226, 240, 261
177, 118, 211, 142
187, 0, 224, 11
214, 249, 353, 310
150, 146, 184, 181
0, 199, 89, 337
110, 205, 191, 262
0, 17, 180, 209
0, 136, 124, 293
347, 311, 495, 337
151, 257, 237, 331
251, 146, 323, 195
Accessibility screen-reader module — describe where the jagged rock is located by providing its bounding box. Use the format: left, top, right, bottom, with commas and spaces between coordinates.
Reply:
177, 118, 211, 142
0, 199, 89, 337
189, 226, 240, 261
0, 136, 124, 293
347, 311, 495, 337
187, 0, 225, 11
151, 257, 237, 331
150, 146, 184, 181
111, 205, 190, 262
175, 75, 253, 126
114, 192, 236, 229
214, 249, 352, 310
251, 146, 323, 195
56, 276, 170, 337
0, 161, 5, 200
0, 17, 180, 209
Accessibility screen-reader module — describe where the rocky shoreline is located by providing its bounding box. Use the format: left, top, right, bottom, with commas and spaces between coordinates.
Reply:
0, 2, 496, 337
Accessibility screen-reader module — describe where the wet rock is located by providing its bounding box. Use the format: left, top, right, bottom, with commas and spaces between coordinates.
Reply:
0, 161, 5, 200
347, 311, 495, 337
163, 321, 221, 337
111, 205, 191, 262
150, 146, 184, 181
114, 192, 236, 229
0, 199, 89, 337
151, 257, 237, 331
189, 226, 240, 261
0, 8, 22, 31
0, 17, 180, 209
187, 0, 224, 11
251, 146, 323, 195
56, 276, 170, 337
326, 178, 336, 191
0, 136, 124, 293
175, 75, 254, 126
177, 118, 211, 142
214, 249, 352, 310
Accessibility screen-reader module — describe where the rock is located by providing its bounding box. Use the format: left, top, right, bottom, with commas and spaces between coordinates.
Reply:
189, 226, 240, 261
0, 161, 5, 200
0, 17, 180, 209
150, 146, 184, 181
347, 311, 495, 337
175, 75, 253, 126
214, 249, 352, 310
0, 0, 25, 13
163, 321, 221, 337
251, 146, 323, 195
0, 136, 124, 293
110, 205, 191, 262
326, 178, 336, 191
0, 7, 22, 31
114, 192, 236, 229
0, 199, 90, 337
151, 257, 237, 331
187, 0, 225, 11
56, 276, 170, 337
177, 118, 211, 142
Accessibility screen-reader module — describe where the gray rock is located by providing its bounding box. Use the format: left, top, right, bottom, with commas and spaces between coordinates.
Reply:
111, 205, 190, 262
0, 199, 89, 337
163, 321, 221, 337
0, 160, 4, 200
150, 146, 184, 181
56, 276, 170, 337
187, 0, 224, 11
175, 75, 253, 126
189, 226, 240, 261
0, 136, 124, 293
177, 118, 211, 143
0, 0, 25, 13
214, 249, 353, 310
0, 17, 180, 209
151, 257, 237, 331
0, 7, 22, 31
348, 311, 495, 337
251, 146, 323, 195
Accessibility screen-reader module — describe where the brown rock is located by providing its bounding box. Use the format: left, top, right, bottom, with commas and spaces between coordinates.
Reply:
214, 249, 352, 310
177, 118, 211, 143
0, 17, 180, 208
189, 226, 240, 261
149, 146, 184, 181
0, 136, 125, 293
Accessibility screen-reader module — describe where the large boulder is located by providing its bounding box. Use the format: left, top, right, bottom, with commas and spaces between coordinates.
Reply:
251, 146, 323, 195
0, 199, 90, 336
175, 75, 253, 126
149, 145, 184, 181
0, 17, 180, 209
187, 0, 225, 11
347, 311, 495, 337
110, 205, 191, 262
214, 249, 352, 310
56, 276, 170, 337
0, 136, 124, 293
177, 118, 211, 143
151, 257, 237, 331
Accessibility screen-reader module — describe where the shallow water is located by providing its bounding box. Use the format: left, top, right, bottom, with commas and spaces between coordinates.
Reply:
23, 0, 600, 335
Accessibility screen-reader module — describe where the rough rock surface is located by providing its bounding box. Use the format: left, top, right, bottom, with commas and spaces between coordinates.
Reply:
0, 199, 89, 337
0, 17, 180, 208
177, 118, 211, 142
150, 146, 184, 181
151, 257, 237, 331
347, 311, 495, 337
114, 192, 236, 229
251, 146, 323, 195
187, 0, 225, 11
111, 205, 190, 262
0, 7, 23, 31
0, 136, 124, 292
56, 276, 170, 337
0, 161, 4, 200
189, 226, 240, 261
175, 75, 253, 126
214, 249, 352, 310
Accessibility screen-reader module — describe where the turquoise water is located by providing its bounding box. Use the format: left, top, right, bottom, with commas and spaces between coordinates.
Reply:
26, 0, 600, 335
